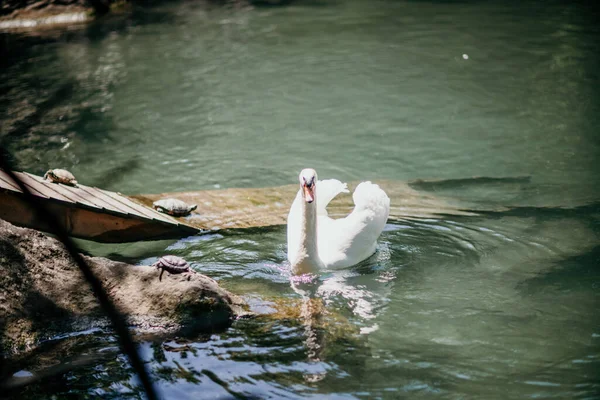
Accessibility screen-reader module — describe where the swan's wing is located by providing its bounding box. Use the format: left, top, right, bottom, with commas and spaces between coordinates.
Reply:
316, 179, 349, 217
352, 181, 390, 219
317, 181, 390, 268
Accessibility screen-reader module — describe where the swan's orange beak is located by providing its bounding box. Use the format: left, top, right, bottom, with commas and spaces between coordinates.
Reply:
303, 183, 315, 203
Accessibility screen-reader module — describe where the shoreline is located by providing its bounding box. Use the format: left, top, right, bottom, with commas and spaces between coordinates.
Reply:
0, 11, 91, 30
0, 218, 250, 357
0, 1, 127, 31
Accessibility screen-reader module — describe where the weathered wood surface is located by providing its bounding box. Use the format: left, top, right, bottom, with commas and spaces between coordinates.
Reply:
132, 181, 476, 232
0, 169, 199, 242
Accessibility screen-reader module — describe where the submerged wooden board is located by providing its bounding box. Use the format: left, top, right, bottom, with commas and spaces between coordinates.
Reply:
131, 181, 477, 232
0, 170, 199, 242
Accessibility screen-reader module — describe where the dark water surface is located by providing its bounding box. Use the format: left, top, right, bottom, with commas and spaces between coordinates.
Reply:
1, 0, 600, 398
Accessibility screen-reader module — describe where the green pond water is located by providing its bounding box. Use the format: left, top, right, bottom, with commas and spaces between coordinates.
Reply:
1, 0, 600, 398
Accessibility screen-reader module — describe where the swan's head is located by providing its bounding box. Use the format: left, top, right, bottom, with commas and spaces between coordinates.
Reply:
299, 168, 317, 204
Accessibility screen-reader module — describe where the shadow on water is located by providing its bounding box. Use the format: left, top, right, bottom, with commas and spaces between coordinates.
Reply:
473, 201, 600, 235
201, 368, 261, 400
0, 84, 118, 176
409, 176, 532, 191
517, 244, 600, 294
2, 341, 143, 399
1, 83, 75, 139
510, 244, 600, 394
88, 157, 142, 189
0, 2, 186, 175
0, 2, 180, 67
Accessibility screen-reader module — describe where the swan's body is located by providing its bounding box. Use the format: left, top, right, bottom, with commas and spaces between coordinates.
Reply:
287, 169, 390, 274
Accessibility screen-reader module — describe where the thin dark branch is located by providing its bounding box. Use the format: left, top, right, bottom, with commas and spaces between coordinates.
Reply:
0, 147, 158, 400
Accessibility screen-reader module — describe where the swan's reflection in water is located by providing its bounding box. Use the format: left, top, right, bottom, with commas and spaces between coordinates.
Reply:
289, 278, 327, 382
288, 241, 393, 382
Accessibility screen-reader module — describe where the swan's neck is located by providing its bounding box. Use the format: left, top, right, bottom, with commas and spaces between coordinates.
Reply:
300, 199, 318, 256
293, 195, 321, 274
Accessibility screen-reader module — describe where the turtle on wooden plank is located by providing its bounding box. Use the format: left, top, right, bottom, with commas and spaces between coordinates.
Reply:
44, 169, 78, 187
153, 198, 197, 217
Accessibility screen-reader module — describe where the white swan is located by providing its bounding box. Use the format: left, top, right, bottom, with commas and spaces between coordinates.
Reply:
287, 168, 390, 274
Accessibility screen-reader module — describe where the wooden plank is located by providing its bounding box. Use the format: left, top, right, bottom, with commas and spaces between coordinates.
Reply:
59, 185, 116, 211
120, 196, 178, 224
23, 172, 105, 208
67, 207, 195, 242
21, 172, 93, 206
2, 170, 188, 224
0, 191, 62, 233
0, 169, 200, 242
99, 188, 176, 223
86, 186, 159, 219
0, 170, 22, 192
0, 190, 199, 242
7, 172, 50, 199
76, 185, 137, 216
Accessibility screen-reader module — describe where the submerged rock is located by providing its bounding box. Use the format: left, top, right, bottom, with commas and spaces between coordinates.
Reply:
0, 219, 248, 357
131, 180, 477, 232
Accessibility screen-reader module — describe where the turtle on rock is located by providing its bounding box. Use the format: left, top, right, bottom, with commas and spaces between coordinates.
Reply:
153, 198, 197, 217
44, 169, 78, 187
152, 255, 195, 281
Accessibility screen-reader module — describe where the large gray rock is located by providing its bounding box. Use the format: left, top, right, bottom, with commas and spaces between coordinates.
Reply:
0, 219, 248, 356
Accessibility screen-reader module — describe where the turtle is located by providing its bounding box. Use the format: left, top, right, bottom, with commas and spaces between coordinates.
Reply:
153, 198, 197, 216
152, 255, 194, 281
44, 168, 78, 187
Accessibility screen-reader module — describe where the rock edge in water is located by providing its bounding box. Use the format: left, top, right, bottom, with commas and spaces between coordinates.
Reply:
0, 219, 249, 357
0, 11, 90, 30
0, 1, 94, 30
